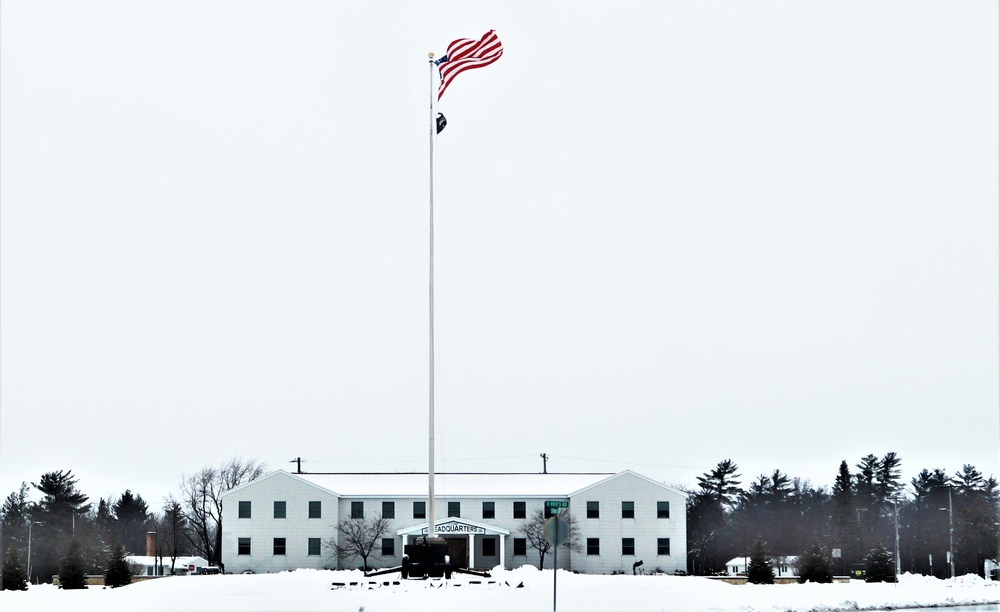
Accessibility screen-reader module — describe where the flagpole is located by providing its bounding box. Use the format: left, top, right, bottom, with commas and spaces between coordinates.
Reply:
427, 51, 437, 542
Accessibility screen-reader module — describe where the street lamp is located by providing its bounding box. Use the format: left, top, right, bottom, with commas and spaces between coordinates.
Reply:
26, 521, 43, 584
938, 486, 955, 579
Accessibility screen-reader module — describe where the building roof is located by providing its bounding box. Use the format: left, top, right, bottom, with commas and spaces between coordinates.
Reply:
126, 555, 208, 567
291, 471, 618, 497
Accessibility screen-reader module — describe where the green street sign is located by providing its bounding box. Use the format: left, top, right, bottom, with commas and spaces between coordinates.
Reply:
545, 500, 569, 509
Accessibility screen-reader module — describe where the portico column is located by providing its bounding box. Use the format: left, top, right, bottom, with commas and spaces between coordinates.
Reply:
499, 533, 506, 569
468, 533, 474, 568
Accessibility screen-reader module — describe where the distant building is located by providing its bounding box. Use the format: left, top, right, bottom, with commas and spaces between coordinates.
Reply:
126, 555, 210, 576
220, 469, 687, 575
725, 555, 798, 578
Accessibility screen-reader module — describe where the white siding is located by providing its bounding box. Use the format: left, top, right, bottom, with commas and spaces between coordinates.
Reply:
221, 472, 340, 573
569, 472, 687, 574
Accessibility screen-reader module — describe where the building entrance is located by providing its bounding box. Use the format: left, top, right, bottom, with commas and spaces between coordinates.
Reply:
447, 537, 468, 569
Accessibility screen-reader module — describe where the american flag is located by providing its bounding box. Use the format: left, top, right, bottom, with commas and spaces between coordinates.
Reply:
435, 30, 503, 100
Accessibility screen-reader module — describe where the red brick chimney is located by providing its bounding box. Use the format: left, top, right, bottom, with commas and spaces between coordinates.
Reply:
146, 532, 156, 556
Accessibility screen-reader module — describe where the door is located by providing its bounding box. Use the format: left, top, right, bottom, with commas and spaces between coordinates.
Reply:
447, 538, 468, 569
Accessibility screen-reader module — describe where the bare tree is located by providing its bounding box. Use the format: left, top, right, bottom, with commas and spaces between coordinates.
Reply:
158, 497, 187, 575
178, 457, 266, 568
518, 509, 581, 569
326, 515, 391, 571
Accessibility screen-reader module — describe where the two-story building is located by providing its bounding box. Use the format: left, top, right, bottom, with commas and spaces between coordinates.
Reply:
220, 469, 686, 575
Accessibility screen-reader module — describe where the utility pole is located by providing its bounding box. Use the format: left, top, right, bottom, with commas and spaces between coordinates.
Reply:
289, 457, 305, 474
540, 453, 548, 474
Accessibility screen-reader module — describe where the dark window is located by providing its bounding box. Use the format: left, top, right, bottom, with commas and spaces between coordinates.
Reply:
482, 501, 495, 519
657, 501, 670, 519
513, 538, 527, 556
274, 501, 286, 519
513, 501, 526, 519
309, 501, 322, 519
273, 538, 286, 555
238, 501, 251, 519
622, 501, 634, 519
351, 501, 364, 519
413, 501, 426, 519
238, 537, 251, 555
381, 538, 395, 556
382, 501, 395, 519
544, 505, 556, 518
587, 538, 600, 555
308, 538, 321, 556
448, 501, 460, 518
587, 501, 599, 519
483, 538, 496, 556
658, 538, 670, 556
622, 538, 635, 555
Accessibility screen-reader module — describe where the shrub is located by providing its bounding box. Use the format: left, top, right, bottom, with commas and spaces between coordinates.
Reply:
105, 544, 132, 588
796, 543, 833, 584
864, 543, 896, 583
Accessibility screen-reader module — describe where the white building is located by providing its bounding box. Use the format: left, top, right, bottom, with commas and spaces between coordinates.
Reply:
725, 555, 798, 578
126, 555, 210, 576
220, 469, 686, 575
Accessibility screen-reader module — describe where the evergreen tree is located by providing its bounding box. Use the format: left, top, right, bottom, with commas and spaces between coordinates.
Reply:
0, 483, 32, 561
864, 542, 896, 582
796, 543, 833, 583
104, 543, 132, 588
31, 470, 91, 583
746, 539, 774, 584
1, 545, 28, 591
111, 490, 150, 554
58, 538, 87, 589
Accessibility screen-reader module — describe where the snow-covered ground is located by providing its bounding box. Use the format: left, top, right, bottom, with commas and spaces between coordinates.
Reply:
2, 568, 999, 612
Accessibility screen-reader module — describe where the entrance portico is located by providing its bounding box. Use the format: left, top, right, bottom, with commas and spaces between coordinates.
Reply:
398, 517, 510, 570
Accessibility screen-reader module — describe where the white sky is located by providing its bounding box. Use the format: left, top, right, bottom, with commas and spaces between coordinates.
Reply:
1, 1, 998, 509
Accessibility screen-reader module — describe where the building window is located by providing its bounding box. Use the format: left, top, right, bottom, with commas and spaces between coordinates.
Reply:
309, 501, 322, 519
622, 501, 634, 519
308, 538, 321, 556
413, 501, 426, 519
587, 501, 599, 519
483, 538, 496, 556
482, 501, 495, 519
351, 501, 364, 519
381, 538, 395, 556
273, 538, 286, 555
657, 501, 670, 519
587, 538, 600, 556
274, 501, 286, 519
382, 501, 395, 519
658, 538, 670, 556
622, 538, 635, 555
513, 501, 526, 519
448, 501, 460, 518
238, 538, 251, 555
238, 501, 251, 519
513, 538, 527, 556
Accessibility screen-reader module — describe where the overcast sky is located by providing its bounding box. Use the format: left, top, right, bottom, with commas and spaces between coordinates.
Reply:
1, 1, 998, 509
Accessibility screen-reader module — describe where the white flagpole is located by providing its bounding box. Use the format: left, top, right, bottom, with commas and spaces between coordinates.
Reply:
426, 52, 437, 541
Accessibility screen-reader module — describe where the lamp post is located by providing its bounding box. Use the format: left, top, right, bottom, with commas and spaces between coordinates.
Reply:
26, 521, 42, 584
938, 486, 955, 579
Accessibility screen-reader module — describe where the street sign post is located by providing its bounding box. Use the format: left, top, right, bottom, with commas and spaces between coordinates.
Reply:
544, 501, 570, 612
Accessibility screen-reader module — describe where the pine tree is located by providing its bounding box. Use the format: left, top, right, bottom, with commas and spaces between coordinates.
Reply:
58, 537, 87, 589
1, 545, 28, 591
796, 543, 833, 583
746, 539, 774, 585
104, 543, 132, 588
864, 542, 896, 583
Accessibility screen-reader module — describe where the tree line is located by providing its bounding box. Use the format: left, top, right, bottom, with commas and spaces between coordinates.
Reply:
686, 453, 999, 578
0, 457, 265, 588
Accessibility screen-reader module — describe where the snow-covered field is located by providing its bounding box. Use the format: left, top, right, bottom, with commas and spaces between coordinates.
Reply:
2, 567, 999, 612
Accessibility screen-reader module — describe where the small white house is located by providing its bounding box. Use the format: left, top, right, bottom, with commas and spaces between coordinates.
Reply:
726, 555, 798, 578
126, 555, 210, 576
